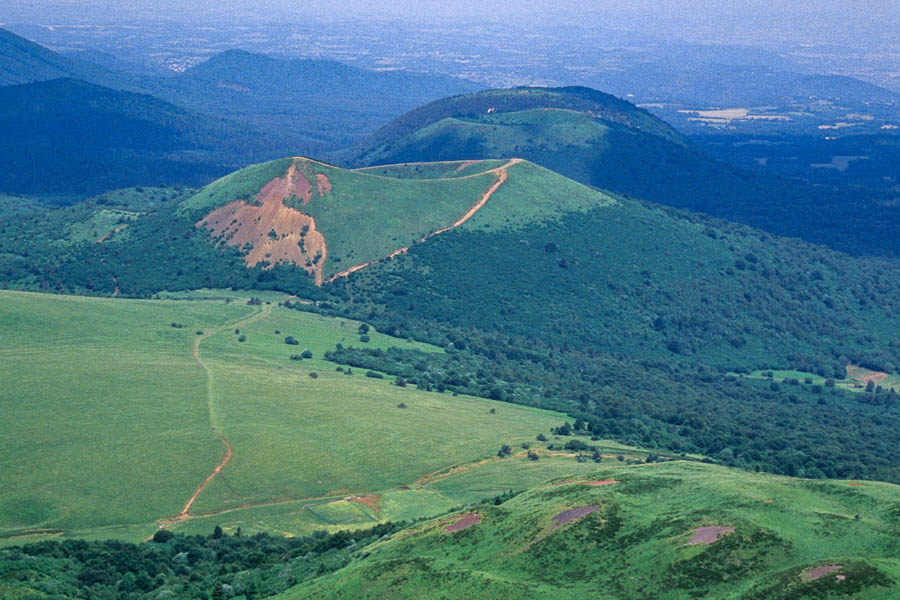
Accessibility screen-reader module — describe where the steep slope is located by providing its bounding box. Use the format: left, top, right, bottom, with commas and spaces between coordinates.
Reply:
0, 30, 481, 155
348, 86, 900, 258
0, 78, 279, 195
283, 461, 900, 599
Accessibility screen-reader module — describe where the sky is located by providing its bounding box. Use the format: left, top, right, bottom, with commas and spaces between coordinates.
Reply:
4, 0, 898, 47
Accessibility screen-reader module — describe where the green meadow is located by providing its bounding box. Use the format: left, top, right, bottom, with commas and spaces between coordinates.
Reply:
0, 291, 577, 542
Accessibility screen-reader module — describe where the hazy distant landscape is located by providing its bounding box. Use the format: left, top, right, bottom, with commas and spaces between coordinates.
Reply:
1, 2, 899, 598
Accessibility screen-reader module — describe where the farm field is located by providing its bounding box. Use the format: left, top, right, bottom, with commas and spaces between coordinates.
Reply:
0, 290, 580, 543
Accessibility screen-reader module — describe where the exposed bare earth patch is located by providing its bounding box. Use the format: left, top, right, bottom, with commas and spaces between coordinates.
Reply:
443, 512, 481, 532
453, 159, 482, 173
551, 505, 600, 529
583, 479, 618, 486
96, 224, 128, 243
548, 479, 578, 487
350, 494, 381, 516
686, 526, 734, 546
846, 363, 888, 384
197, 162, 329, 284
315, 173, 332, 195
803, 565, 843, 582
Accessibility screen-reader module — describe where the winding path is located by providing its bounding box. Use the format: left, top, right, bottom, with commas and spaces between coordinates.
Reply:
325, 158, 520, 284
161, 303, 272, 527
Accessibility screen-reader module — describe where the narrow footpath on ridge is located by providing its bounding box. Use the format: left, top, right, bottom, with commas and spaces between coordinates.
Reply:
326, 158, 521, 284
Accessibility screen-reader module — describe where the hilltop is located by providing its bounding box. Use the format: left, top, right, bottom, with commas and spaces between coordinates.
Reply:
0, 29, 482, 180
347, 86, 900, 258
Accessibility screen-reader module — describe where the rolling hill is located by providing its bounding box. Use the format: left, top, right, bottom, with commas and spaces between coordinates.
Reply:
3, 156, 900, 487
346, 86, 900, 258
0, 78, 283, 196
285, 461, 900, 599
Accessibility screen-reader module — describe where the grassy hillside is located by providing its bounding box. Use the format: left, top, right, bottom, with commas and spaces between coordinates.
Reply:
283, 461, 900, 599
183, 157, 577, 283
0, 290, 577, 542
3, 157, 900, 484
347, 86, 900, 259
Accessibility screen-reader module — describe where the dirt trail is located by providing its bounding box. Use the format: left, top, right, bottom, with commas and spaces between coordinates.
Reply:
96, 224, 128, 243
326, 158, 519, 284
156, 304, 271, 530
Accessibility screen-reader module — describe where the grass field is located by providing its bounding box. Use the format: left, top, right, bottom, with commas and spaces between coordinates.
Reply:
282, 460, 900, 599
0, 290, 581, 543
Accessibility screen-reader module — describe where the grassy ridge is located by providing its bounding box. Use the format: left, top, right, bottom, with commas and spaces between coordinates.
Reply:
282, 461, 900, 599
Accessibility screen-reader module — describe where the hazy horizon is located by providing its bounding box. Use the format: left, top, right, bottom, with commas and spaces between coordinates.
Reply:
4, 0, 899, 44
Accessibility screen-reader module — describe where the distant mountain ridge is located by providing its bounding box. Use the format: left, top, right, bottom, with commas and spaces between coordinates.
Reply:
0, 78, 278, 195
0, 28, 482, 194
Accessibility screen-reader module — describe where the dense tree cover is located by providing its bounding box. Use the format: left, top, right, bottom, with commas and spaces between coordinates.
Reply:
341, 202, 900, 375
0, 187, 324, 299
0, 523, 405, 600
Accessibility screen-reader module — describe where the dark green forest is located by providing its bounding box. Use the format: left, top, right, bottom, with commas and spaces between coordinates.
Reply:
0, 524, 405, 600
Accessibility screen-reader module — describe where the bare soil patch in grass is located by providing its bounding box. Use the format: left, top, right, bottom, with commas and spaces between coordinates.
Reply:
802, 564, 843, 582
443, 512, 481, 532
685, 525, 734, 546
197, 162, 329, 283
583, 479, 618, 486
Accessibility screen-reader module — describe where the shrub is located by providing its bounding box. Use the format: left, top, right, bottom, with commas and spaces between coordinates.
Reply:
238, 335, 247, 343
309, 372, 318, 379
360, 335, 370, 343
152, 529, 174, 543
365, 370, 383, 379
527, 450, 539, 461
285, 336, 299, 345
301, 349, 313, 359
